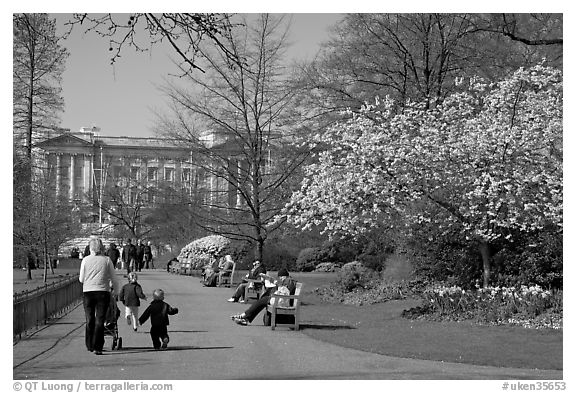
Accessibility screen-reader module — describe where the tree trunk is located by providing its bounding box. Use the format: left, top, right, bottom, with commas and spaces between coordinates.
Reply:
254, 237, 264, 262
43, 243, 48, 283
479, 241, 491, 288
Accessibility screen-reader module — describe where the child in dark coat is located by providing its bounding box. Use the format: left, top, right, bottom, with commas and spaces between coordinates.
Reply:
119, 272, 147, 331
138, 289, 179, 350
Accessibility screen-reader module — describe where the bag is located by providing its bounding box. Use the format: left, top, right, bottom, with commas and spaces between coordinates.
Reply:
268, 285, 291, 308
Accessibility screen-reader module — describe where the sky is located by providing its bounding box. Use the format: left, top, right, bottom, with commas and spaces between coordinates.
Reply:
54, 13, 343, 138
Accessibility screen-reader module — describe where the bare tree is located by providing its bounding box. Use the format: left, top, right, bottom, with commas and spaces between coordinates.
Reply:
292, 13, 563, 123
156, 14, 311, 260
475, 13, 563, 46
13, 13, 68, 279
13, 162, 79, 282
65, 13, 240, 73
13, 13, 68, 170
94, 166, 158, 239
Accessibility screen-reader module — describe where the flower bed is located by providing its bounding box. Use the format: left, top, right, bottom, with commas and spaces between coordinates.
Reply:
404, 284, 563, 329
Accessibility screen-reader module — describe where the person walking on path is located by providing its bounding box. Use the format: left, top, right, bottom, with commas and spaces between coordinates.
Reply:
106, 243, 120, 269
135, 239, 145, 272
119, 272, 147, 331
122, 239, 137, 275
143, 241, 153, 269
139, 289, 179, 350
79, 237, 120, 355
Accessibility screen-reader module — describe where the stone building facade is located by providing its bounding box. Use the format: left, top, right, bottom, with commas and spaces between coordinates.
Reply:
36, 127, 200, 223
35, 127, 258, 224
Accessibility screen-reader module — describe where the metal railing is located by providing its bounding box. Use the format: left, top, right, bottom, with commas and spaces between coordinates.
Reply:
13, 274, 83, 340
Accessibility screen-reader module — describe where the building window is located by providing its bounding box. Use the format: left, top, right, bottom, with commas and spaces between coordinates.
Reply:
164, 167, 174, 182
130, 167, 139, 181
129, 188, 138, 205
147, 189, 156, 204
74, 158, 83, 179
148, 167, 157, 182
112, 166, 122, 180
182, 168, 190, 183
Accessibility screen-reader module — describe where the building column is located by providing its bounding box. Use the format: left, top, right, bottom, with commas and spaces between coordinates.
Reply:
175, 159, 182, 187
121, 156, 127, 202
56, 154, 61, 197
83, 154, 91, 202
143, 158, 148, 187
69, 154, 76, 200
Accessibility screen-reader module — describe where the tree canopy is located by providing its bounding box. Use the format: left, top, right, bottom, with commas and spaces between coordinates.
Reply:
284, 64, 562, 286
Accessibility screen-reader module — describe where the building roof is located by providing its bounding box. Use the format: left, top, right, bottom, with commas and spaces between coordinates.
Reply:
37, 130, 191, 152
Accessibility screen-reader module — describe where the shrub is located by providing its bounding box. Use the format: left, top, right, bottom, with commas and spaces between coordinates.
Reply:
260, 242, 297, 271
406, 221, 563, 290
335, 261, 380, 292
314, 262, 339, 272
409, 233, 482, 289
315, 278, 426, 305
178, 235, 248, 269
295, 247, 327, 272
491, 228, 563, 289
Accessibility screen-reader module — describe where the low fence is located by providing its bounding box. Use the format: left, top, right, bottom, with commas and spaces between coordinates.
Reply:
13, 274, 83, 340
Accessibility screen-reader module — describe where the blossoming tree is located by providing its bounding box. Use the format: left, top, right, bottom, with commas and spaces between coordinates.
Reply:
285, 65, 562, 287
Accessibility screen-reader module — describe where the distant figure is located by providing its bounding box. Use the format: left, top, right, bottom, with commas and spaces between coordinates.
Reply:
202, 257, 221, 287
106, 243, 120, 269
218, 255, 235, 285
143, 241, 153, 269
166, 257, 177, 272
135, 239, 145, 272
121, 239, 137, 274
79, 237, 120, 355
119, 272, 147, 331
139, 289, 179, 350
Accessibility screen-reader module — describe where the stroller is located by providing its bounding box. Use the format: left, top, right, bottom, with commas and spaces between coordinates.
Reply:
103, 293, 123, 350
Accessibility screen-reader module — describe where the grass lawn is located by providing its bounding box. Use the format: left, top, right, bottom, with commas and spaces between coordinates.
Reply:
13, 265, 80, 294
291, 271, 562, 371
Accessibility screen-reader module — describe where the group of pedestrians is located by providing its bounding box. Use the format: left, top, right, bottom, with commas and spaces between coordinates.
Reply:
118, 239, 154, 274
79, 236, 178, 355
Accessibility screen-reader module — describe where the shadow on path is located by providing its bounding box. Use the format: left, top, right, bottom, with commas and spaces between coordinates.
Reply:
299, 323, 356, 330
108, 345, 234, 355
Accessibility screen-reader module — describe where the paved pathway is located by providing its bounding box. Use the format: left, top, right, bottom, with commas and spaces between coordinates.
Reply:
13, 270, 563, 380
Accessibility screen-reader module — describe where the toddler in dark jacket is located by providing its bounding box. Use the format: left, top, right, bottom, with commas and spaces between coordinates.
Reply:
138, 289, 179, 350
119, 272, 147, 331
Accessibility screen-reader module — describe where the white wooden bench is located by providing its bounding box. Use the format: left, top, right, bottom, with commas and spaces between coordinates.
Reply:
266, 282, 303, 330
